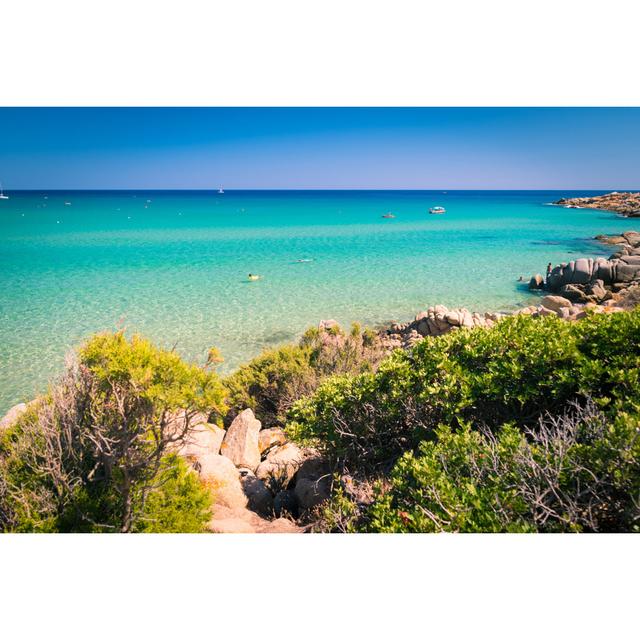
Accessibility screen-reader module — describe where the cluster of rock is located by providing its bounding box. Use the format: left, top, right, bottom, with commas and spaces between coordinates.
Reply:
175, 408, 330, 533
382, 305, 506, 348
379, 232, 640, 348
528, 231, 640, 301
554, 192, 640, 217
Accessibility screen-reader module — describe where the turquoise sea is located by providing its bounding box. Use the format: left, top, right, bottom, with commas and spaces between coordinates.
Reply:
1, 190, 637, 413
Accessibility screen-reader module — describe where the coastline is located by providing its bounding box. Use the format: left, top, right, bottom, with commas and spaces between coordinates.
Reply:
2, 191, 640, 415
553, 191, 640, 217
377, 228, 640, 349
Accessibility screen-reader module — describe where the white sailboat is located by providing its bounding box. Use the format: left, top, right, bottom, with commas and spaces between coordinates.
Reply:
218, 187, 224, 194
0, 182, 9, 200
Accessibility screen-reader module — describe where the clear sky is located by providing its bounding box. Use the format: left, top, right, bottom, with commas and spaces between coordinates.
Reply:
0, 107, 638, 190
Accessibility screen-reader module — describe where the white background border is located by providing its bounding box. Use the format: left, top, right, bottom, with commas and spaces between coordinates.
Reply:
1, 1, 639, 638
2, 0, 640, 106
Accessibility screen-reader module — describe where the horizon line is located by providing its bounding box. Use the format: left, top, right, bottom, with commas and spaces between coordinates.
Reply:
2, 188, 637, 192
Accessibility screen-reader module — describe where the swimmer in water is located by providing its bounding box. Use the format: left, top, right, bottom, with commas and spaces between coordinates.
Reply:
248, 273, 261, 281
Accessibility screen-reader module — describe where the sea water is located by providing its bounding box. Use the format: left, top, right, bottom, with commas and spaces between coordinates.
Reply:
1, 190, 637, 413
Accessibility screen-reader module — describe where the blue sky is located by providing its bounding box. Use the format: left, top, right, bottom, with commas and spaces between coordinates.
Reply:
0, 108, 638, 189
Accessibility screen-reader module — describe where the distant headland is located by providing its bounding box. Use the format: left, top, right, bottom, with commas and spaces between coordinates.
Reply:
554, 191, 640, 217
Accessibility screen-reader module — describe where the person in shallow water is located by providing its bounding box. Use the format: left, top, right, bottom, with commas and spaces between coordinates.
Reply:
248, 273, 262, 281
546, 262, 553, 283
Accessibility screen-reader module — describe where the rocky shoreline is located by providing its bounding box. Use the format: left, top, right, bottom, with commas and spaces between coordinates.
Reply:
553, 191, 640, 217
379, 229, 640, 349
204, 228, 640, 532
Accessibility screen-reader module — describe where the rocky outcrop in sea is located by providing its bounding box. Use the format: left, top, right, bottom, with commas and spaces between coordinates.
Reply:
553, 192, 640, 217
380, 230, 640, 347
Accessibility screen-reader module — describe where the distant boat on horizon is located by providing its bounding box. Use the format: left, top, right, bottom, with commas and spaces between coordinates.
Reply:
218, 187, 224, 194
0, 182, 9, 200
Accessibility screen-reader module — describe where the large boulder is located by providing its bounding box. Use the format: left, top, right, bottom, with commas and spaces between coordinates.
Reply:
540, 295, 573, 313
258, 427, 287, 455
559, 284, 590, 304
0, 403, 27, 432
572, 258, 593, 284
614, 262, 640, 283
256, 443, 305, 490
528, 274, 545, 290
198, 454, 248, 510
220, 408, 262, 471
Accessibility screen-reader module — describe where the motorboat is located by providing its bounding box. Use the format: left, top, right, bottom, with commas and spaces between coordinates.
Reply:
381, 212, 395, 218
429, 206, 446, 214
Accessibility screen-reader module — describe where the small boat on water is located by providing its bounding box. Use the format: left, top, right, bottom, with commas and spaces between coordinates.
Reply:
429, 206, 446, 215
0, 183, 9, 200
382, 212, 395, 218
218, 187, 224, 194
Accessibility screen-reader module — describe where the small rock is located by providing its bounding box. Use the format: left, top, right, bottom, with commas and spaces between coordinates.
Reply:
0, 403, 27, 432
319, 319, 340, 331
444, 310, 461, 326
296, 454, 330, 483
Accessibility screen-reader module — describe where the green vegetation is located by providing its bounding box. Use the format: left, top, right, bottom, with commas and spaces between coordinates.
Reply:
0, 332, 225, 533
289, 310, 640, 532
3, 309, 640, 534
367, 409, 640, 533
223, 322, 387, 428
135, 454, 212, 533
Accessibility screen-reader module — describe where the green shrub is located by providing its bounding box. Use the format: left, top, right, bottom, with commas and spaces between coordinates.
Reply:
223, 343, 315, 428
135, 454, 212, 533
364, 404, 640, 533
288, 310, 640, 474
0, 331, 226, 533
223, 322, 389, 428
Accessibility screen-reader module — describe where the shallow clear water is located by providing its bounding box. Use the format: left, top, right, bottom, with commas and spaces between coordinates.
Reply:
0, 190, 637, 413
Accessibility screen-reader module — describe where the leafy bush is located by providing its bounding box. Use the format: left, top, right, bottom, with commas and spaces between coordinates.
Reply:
135, 454, 212, 533
223, 322, 388, 428
364, 403, 640, 533
288, 310, 640, 475
0, 332, 226, 533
